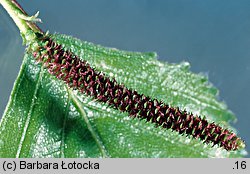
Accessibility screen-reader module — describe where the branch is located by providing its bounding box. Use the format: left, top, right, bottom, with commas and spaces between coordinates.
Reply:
0, 0, 43, 44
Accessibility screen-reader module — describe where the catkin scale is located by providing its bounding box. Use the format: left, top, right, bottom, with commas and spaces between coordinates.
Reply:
32, 36, 244, 151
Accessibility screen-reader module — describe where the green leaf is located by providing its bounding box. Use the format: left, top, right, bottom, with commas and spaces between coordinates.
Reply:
0, 34, 246, 157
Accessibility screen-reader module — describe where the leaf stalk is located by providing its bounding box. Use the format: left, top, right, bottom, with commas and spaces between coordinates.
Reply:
0, 0, 43, 44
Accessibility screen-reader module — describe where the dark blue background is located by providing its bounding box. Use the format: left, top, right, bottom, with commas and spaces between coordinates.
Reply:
0, 0, 249, 157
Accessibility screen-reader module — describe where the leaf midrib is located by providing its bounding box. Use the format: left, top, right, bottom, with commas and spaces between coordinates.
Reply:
16, 67, 44, 157
69, 89, 108, 157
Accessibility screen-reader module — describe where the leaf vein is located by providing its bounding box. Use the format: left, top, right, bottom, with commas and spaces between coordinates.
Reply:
16, 68, 44, 157
69, 90, 108, 157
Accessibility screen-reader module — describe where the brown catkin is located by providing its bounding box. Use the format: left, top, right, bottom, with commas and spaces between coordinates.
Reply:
33, 36, 244, 151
